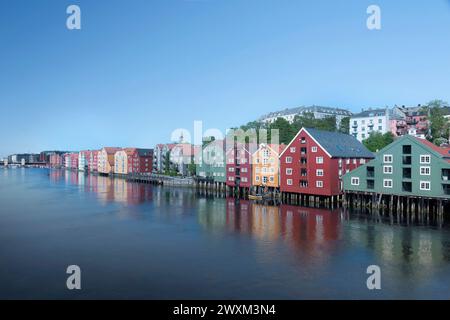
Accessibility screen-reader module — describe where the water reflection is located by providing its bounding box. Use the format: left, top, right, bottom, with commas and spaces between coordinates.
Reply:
44, 168, 450, 297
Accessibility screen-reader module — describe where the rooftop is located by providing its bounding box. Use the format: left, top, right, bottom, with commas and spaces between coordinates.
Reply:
260, 105, 352, 120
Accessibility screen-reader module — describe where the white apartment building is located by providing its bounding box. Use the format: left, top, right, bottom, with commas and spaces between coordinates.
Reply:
259, 105, 352, 128
350, 108, 390, 142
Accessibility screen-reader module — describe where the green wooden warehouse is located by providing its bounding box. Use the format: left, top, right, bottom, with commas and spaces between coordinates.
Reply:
196, 139, 226, 190
342, 135, 450, 206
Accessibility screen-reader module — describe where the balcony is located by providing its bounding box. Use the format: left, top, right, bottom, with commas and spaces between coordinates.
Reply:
442, 169, 450, 182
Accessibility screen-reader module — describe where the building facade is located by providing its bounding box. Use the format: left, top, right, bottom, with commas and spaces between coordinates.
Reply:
279, 128, 374, 197
153, 144, 176, 173
98, 147, 121, 175
259, 105, 352, 128
350, 108, 390, 142
196, 139, 226, 183
78, 151, 91, 171
226, 142, 255, 190
251, 143, 285, 190
342, 135, 450, 199
88, 150, 99, 172
114, 148, 153, 175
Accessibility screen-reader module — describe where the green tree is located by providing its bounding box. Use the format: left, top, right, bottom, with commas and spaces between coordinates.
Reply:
339, 116, 350, 134
292, 112, 316, 131
424, 99, 449, 144
188, 158, 196, 176
314, 116, 336, 132
269, 117, 296, 145
362, 132, 394, 152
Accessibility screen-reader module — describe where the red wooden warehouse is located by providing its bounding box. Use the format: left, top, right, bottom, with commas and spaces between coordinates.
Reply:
226, 142, 256, 194
279, 128, 374, 201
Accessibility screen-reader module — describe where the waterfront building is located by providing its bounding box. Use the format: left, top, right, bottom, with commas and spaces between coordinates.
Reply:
114, 148, 153, 175
153, 143, 176, 173
70, 153, 79, 170
169, 143, 201, 176
279, 128, 374, 197
78, 151, 91, 171
49, 153, 64, 167
7, 154, 40, 164
64, 153, 71, 168
342, 135, 450, 199
259, 105, 352, 128
88, 150, 99, 172
196, 139, 226, 184
251, 143, 286, 190
98, 147, 122, 175
226, 142, 256, 193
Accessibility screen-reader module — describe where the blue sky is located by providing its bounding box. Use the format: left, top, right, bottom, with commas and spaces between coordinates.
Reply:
1, 0, 450, 157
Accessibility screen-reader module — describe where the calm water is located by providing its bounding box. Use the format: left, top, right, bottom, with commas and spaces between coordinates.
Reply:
0, 168, 449, 299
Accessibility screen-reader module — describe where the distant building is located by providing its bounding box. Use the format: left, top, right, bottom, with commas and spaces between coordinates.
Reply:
98, 147, 122, 175
170, 143, 200, 176
7, 153, 40, 164
114, 148, 153, 175
350, 108, 390, 141
89, 150, 99, 172
153, 143, 176, 173
49, 153, 64, 167
259, 105, 352, 128
78, 151, 91, 171
196, 139, 226, 184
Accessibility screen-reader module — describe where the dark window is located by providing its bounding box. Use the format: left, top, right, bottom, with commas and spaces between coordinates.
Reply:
300, 180, 308, 187
402, 145, 411, 154
301, 168, 307, 176
367, 180, 375, 189
300, 158, 307, 164
403, 156, 412, 165
402, 182, 412, 192
403, 167, 411, 179
301, 147, 307, 155
367, 166, 375, 178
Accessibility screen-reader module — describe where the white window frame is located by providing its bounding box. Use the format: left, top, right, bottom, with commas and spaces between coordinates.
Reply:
316, 157, 324, 164
383, 154, 393, 163
285, 156, 292, 163
316, 180, 323, 188
420, 155, 431, 164
311, 146, 318, 153
316, 169, 324, 177
383, 165, 393, 174
419, 180, 431, 191
287, 179, 293, 186
286, 168, 293, 175
383, 179, 393, 188
420, 166, 431, 176
290, 147, 296, 153
351, 177, 360, 186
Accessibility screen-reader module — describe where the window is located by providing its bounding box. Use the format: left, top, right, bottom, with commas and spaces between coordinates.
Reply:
351, 177, 360, 186
301, 137, 306, 144
269, 176, 274, 182
378, 126, 382, 131
311, 146, 318, 153
290, 147, 296, 153
242, 177, 247, 182
420, 181, 431, 191
287, 179, 293, 185
286, 156, 292, 163
286, 168, 293, 175
360, 159, 366, 164
262, 176, 268, 183
255, 175, 260, 181
241, 168, 247, 173
420, 166, 431, 176
353, 159, 357, 164
255, 167, 260, 173
383, 179, 393, 188
420, 155, 431, 164
383, 165, 393, 174
346, 159, 350, 165
228, 177, 234, 181
316, 157, 324, 164
316, 169, 324, 176
378, 118, 382, 123
316, 181, 323, 188
228, 167, 234, 172
383, 154, 393, 163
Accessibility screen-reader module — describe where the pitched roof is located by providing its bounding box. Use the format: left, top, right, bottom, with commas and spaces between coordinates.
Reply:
103, 147, 122, 154
305, 128, 374, 158
415, 137, 450, 159
351, 108, 389, 118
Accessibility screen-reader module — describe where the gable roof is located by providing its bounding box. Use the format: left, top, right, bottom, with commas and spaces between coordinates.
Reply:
415, 137, 450, 159
103, 147, 122, 154
351, 108, 388, 118
280, 127, 374, 158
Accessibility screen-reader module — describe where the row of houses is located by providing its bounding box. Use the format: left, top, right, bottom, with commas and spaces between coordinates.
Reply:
195, 127, 450, 201
48, 147, 154, 175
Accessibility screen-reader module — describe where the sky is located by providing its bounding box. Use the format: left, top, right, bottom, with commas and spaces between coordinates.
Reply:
1, 0, 450, 157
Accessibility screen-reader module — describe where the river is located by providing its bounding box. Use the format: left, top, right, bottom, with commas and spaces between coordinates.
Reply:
0, 168, 449, 299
